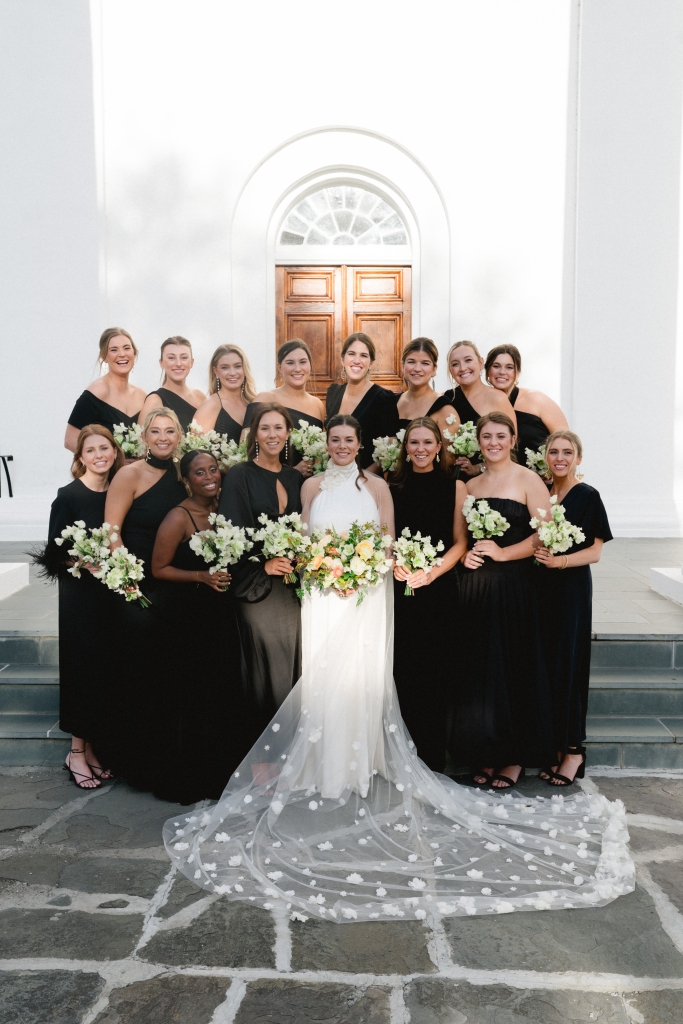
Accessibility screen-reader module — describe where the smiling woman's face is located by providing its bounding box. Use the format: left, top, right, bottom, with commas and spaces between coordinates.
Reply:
478, 421, 515, 463
279, 348, 311, 389
106, 335, 136, 377
185, 453, 221, 498
80, 435, 117, 476
145, 417, 179, 458
449, 345, 483, 387
327, 424, 361, 465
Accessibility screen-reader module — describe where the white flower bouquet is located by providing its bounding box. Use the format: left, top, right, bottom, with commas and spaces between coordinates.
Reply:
189, 513, 253, 585
462, 496, 510, 541
248, 512, 311, 584
113, 423, 145, 458
530, 495, 585, 564
443, 418, 480, 479
181, 421, 247, 471
300, 521, 393, 605
392, 527, 444, 596
217, 435, 248, 471
372, 429, 405, 473
290, 420, 329, 474
94, 546, 150, 607
54, 521, 116, 577
526, 444, 550, 479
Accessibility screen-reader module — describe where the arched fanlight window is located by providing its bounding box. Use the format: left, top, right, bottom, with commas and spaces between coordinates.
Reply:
279, 186, 409, 246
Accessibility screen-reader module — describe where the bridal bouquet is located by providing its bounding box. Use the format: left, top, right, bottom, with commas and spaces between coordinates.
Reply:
290, 420, 329, 475
300, 521, 393, 605
54, 521, 116, 577
55, 521, 150, 605
94, 546, 150, 607
248, 512, 311, 584
443, 418, 480, 479
393, 527, 444, 595
530, 495, 585, 563
189, 513, 253, 584
113, 423, 145, 459
372, 429, 405, 473
462, 496, 510, 540
526, 444, 550, 479
181, 421, 247, 471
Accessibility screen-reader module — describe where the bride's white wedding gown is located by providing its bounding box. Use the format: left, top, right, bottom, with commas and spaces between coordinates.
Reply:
164, 462, 634, 923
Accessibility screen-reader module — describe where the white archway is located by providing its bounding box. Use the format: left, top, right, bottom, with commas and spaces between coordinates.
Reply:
230, 127, 451, 390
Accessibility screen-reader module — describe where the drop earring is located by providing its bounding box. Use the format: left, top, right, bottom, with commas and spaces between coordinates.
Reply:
436, 453, 440, 463
255, 440, 259, 460
184, 482, 193, 498
341, 366, 347, 382
215, 377, 221, 391
285, 439, 289, 461
406, 454, 411, 462
145, 448, 151, 463
241, 381, 245, 397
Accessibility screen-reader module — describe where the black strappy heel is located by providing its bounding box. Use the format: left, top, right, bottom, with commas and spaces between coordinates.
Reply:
63, 748, 101, 789
88, 762, 114, 781
492, 767, 525, 789
548, 748, 586, 787
472, 769, 494, 787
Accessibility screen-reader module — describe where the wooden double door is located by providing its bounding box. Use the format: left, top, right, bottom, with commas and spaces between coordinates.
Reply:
276, 265, 411, 398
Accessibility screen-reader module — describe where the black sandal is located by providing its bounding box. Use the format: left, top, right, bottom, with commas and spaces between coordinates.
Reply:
472, 769, 494, 787
492, 767, 525, 789
539, 766, 558, 781
88, 762, 114, 781
548, 748, 586, 787
63, 749, 101, 789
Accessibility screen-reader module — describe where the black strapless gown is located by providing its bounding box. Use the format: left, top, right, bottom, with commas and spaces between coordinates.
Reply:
509, 386, 549, 465
536, 484, 613, 754
147, 388, 198, 431
154, 508, 245, 803
102, 465, 186, 788
215, 404, 244, 444
395, 392, 454, 431
391, 469, 458, 772
68, 391, 140, 434
442, 388, 484, 472
243, 404, 323, 467
326, 384, 400, 469
450, 498, 555, 770
41, 481, 112, 749
218, 461, 303, 745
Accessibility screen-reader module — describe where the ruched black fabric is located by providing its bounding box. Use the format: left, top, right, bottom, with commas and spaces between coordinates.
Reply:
390, 468, 457, 772
326, 384, 400, 469
450, 498, 555, 770
146, 388, 198, 431
536, 483, 613, 754
68, 391, 140, 434
509, 386, 550, 466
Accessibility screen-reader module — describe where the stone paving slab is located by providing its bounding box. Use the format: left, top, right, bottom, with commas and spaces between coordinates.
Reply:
139, 901, 276, 969
290, 917, 436, 975
0, 908, 142, 959
233, 980, 390, 1024
92, 974, 231, 1024
0, 968, 104, 1024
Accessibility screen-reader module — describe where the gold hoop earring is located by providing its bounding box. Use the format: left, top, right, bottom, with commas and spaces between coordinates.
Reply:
184, 482, 193, 498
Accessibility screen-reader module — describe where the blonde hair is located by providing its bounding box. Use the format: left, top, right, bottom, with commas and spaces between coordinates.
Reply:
446, 340, 483, 384
71, 425, 125, 480
141, 407, 183, 466
98, 327, 138, 368
545, 430, 584, 481
208, 344, 257, 402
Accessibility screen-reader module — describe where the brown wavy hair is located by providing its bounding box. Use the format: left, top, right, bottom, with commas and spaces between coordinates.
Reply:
390, 417, 445, 487
71, 425, 125, 481
245, 403, 294, 461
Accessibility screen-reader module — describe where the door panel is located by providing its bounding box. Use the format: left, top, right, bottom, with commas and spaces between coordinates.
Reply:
276, 265, 410, 397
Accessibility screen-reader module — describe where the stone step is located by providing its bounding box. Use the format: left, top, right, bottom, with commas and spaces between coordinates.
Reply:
0, 713, 70, 765
588, 669, 683, 715
0, 663, 59, 713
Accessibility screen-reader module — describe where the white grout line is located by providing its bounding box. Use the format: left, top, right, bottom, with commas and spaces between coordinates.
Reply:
621, 994, 646, 1023
636, 863, 683, 956
633, 845, 683, 864
132, 865, 177, 953
79, 961, 166, 1024
271, 899, 292, 973
152, 894, 219, 934
389, 981, 410, 1024
209, 978, 247, 1023
627, 814, 683, 835
425, 917, 454, 972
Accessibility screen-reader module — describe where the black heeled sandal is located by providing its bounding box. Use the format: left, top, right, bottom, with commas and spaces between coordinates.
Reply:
548, 748, 586, 787
492, 767, 525, 789
472, 769, 494, 787
63, 749, 101, 789
88, 762, 114, 781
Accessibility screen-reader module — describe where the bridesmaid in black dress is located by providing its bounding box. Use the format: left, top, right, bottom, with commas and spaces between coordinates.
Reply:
484, 344, 568, 466
152, 450, 243, 802
390, 418, 467, 771
326, 332, 400, 472
242, 340, 324, 477
138, 336, 206, 431
535, 431, 612, 786
451, 411, 555, 789
36, 426, 125, 788
442, 341, 516, 479
193, 344, 257, 443
220, 403, 303, 744
395, 338, 458, 441
102, 408, 186, 789
65, 327, 146, 453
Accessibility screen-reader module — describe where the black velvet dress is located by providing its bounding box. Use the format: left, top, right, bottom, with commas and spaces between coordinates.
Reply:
68, 391, 140, 435
450, 499, 555, 770
153, 506, 245, 803
243, 404, 323, 467
218, 461, 303, 744
395, 392, 454, 431
390, 469, 457, 772
147, 387, 198, 431
509, 386, 550, 466
442, 388, 484, 473
215, 403, 244, 443
326, 384, 400, 468
42, 480, 111, 747
103, 461, 186, 788
536, 484, 612, 754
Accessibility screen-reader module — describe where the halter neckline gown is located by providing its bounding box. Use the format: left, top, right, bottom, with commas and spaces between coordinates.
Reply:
146, 387, 198, 431
214, 400, 244, 444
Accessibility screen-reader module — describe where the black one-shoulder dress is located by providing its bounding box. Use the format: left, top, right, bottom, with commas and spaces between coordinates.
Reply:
68, 391, 140, 435
326, 384, 400, 469
218, 461, 303, 744
154, 506, 245, 803
450, 498, 555, 770
103, 463, 186, 788
395, 392, 454, 431
41, 481, 111, 749
536, 484, 613, 754
391, 469, 457, 772
146, 387, 198, 431
509, 386, 550, 467
243, 404, 323, 467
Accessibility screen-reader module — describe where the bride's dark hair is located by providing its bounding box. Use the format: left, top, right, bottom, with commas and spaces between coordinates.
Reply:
326, 414, 366, 490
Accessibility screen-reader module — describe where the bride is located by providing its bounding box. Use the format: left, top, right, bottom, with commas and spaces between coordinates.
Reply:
164, 415, 634, 923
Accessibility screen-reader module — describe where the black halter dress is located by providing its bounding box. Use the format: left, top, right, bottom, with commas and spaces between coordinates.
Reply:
68, 392, 140, 435
147, 388, 198, 431
215, 402, 244, 444
450, 498, 555, 771
509, 386, 550, 467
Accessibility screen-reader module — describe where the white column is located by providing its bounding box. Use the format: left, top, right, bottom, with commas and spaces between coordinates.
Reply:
0, 0, 101, 539
562, 0, 683, 535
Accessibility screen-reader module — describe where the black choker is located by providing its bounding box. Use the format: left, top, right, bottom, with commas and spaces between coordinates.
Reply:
146, 452, 175, 470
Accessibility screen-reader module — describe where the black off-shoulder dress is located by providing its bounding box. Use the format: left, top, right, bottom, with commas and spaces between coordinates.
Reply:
68, 391, 140, 435
536, 483, 613, 754
218, 461, 303, 744
326, 383, 400, 468
146, 387, 198, 431
450, 498, 555, 770
391, 468, 457, 772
